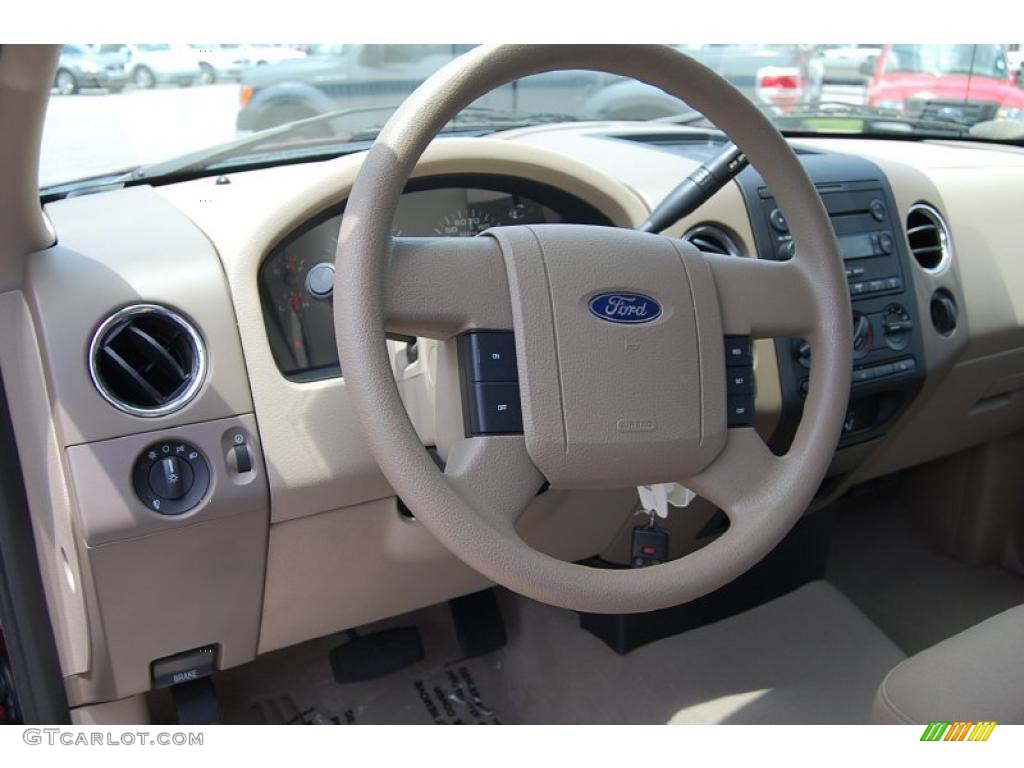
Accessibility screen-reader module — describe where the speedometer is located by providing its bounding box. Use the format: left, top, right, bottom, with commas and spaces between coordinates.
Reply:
433, 207, 497, 237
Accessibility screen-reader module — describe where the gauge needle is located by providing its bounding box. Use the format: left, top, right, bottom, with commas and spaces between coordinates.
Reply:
288, 301, 309, 369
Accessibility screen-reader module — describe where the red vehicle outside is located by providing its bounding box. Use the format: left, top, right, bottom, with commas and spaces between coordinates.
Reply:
864, 44, 1024, 125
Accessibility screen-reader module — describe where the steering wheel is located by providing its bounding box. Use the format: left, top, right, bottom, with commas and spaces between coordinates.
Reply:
334, 45, 851, 614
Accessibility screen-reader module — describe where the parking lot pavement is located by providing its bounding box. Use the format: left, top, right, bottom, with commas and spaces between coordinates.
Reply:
40, 83, 241, 188
39, 81, 871, 189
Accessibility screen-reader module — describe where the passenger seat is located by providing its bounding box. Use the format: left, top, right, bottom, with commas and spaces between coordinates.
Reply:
873, 605, 1024, 724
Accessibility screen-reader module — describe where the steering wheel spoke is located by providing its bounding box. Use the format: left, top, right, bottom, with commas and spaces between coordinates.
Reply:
383, 236, 512, 339
684, 427, 786, 527
443, 435, 545, 529
704, 252, 820, 338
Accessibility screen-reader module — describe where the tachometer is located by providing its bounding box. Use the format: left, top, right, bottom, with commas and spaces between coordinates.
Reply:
433, 207, 497, 237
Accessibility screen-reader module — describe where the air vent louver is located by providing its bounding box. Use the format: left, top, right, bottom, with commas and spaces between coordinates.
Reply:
905, 203, 952, 273
89, 305, 206, 417
682, 224, 743, 257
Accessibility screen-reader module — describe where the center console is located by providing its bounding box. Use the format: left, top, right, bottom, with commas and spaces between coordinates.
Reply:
735, 150, 926, 451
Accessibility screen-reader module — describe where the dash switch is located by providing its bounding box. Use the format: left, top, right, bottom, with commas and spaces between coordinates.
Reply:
233, 444, 252, 474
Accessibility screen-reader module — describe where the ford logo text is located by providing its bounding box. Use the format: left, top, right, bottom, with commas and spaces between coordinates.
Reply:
587, 292, 662, 325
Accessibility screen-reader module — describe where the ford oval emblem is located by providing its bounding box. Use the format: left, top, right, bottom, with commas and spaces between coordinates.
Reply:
587, 292, 662, 325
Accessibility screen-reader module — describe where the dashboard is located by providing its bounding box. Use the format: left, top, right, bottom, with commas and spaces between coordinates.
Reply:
258, 175, 612, 380
18, 123, 1024, 710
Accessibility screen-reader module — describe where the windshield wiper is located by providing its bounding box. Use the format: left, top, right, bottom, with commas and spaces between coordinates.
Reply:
774, 101, 975, 135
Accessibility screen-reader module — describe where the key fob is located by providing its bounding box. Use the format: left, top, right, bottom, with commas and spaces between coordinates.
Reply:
631, 524, 670, 567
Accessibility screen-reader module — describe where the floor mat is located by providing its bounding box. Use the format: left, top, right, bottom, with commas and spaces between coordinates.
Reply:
215, 601, 513, 724
216, 580, 903, 724
244, 661, 504, 725
827, 492, 1024, 654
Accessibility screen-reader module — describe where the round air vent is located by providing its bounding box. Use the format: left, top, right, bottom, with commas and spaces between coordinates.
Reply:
88, 304, 206, 417
683, 224, 743, 257
905, 203, 952, 273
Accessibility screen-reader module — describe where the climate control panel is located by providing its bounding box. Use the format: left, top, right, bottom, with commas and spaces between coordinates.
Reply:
736, 151, 926, 448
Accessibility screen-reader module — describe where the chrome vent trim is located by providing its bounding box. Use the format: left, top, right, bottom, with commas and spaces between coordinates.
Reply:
88, 304, 207, 418
682, 224, 743, 257
905, 203, 952, 274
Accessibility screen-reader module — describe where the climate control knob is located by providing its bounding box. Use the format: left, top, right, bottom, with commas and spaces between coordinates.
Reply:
881, 304, 913, 351
852, 312, 873, 360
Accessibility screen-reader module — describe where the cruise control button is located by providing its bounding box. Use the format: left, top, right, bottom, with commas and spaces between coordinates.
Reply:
464, 332, 519, 382
726, 366, 755, 395
469, 382, 523, 434
724, 336, 752, 366
727, 396, 756, 427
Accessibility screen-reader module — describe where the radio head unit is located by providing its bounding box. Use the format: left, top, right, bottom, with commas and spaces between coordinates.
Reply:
736, 152, 925, 451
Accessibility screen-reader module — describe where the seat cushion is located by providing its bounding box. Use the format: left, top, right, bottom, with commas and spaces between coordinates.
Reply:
873, 605, 1024, 724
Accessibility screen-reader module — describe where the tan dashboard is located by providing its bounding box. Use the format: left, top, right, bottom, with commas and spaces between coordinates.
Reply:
6, 126, 1024, 708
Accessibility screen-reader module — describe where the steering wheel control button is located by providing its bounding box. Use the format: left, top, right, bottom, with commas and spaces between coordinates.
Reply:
468, 382, 523, 435
132, 440, 211, 515
462, 331, 519, 382
724, 335, 757, 427
726, 367, 755, 396
869, 199, 887, 222
724, 336, 753, 366
727, 395, 756, 428
458, 331, 524, 435
769, 207, 788, 232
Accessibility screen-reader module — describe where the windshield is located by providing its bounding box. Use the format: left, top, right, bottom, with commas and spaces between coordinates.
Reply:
41, 42, 1024, 190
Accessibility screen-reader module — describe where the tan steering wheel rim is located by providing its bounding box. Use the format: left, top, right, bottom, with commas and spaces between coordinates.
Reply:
334, 44, 851, 614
